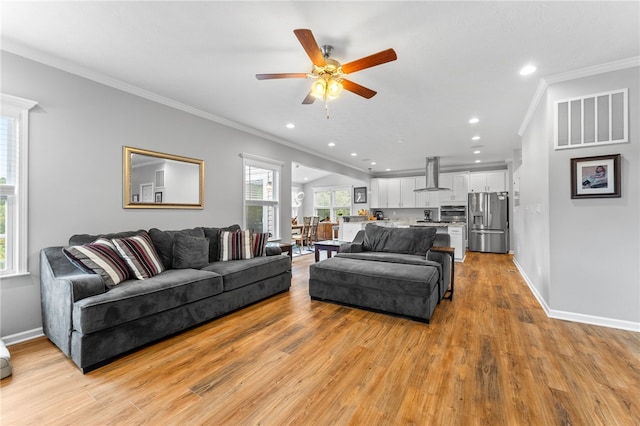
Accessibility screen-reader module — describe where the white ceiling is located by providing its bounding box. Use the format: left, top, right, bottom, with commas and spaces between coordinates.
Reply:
2, 1, 639, 175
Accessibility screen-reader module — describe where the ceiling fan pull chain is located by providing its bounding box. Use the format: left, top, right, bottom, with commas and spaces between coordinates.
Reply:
325, 101, 330, 119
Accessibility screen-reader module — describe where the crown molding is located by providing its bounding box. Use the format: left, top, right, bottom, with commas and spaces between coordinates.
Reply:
518, 56, 640, 137
1, 41, 369, 175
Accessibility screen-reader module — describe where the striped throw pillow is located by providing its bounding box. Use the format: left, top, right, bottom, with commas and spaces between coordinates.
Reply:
252, 232, 269, 257
63, 238, 131, 288
219, 230, 253, 261
112, 231, 165, 279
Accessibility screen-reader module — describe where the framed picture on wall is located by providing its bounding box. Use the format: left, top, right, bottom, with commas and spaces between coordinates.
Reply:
570, 154, 621, 199
354, 187, 367, 204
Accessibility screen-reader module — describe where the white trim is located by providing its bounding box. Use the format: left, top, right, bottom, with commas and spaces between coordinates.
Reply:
545, 56, 640, 86
1, 93, 37, 276
547, 310, 640, 333
518, 79, 548, 136
518, 56, 639, 137
240, 152, 284, 168
2, 327, 44, 346
513, 258, 639, 333
243, 155, 281, 238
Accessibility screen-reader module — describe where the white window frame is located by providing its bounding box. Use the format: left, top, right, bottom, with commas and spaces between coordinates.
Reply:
313, 186, 352, 221
241, 153, 282, 240
1, 94, 37, 277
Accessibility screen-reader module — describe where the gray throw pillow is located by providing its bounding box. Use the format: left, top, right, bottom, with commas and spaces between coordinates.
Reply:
149, 227, 205, 269
172, 233, 210, 269
364, 224, 437, 256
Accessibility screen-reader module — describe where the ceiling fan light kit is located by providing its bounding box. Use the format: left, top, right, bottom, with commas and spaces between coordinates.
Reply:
256, 28, 397, 110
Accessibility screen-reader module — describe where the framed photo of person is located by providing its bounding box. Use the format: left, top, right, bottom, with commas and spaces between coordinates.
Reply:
570, 154, 621, 199
354, 187, 367, 204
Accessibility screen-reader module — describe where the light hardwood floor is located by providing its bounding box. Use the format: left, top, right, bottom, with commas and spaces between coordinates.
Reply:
2, 251, 639, 425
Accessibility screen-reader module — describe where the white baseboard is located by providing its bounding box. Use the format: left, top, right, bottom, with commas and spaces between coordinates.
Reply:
512, 258, 640, 333
2, 328, 44, 346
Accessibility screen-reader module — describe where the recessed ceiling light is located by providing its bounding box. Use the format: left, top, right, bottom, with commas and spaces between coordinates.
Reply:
475, 159, 481, 163
286, 123, 295, 129
473, 150, 481, 154
350, 153, 357, 157
303, 177, 308, 180
469, 117, 479, 124
371, 162, 377, 165
396, 140, 405, 143
328, 142, 335, 147
385, 168, 391, 172
472, 136, 480, 141
520, 64, 537, 76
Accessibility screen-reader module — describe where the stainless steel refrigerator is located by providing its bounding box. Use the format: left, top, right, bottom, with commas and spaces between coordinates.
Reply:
468, 192, 509, 253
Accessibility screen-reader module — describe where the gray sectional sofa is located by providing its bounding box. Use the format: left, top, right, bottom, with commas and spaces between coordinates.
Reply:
40, 225, 291, 373
309, 224, 451, 323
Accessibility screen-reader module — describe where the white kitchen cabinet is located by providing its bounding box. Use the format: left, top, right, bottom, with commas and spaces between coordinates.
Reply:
447, 224, 466, 262
415, 176, 438, 207
469, 171, 507, 193
400, 177, 416, 208
340, 221, 368, 242
386, 178, 401, 208
370, 178, 388, 208
371, 177, 416, 208
439, 172, 469, 203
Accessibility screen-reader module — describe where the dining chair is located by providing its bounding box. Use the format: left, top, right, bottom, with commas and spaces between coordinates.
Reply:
309, 216, 320, 243
292, 216, 312, 253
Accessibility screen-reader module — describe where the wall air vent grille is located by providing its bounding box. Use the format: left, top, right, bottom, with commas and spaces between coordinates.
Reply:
554, 88, 628, 150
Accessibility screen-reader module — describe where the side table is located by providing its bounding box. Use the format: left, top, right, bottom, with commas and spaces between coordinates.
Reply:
278, 243, 293, 260
313, 240, 343, 262
430, 246, 455, 300
267, 242, 293, 260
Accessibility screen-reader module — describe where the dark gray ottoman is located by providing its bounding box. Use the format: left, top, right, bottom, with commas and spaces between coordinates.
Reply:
309, 256, 441, 323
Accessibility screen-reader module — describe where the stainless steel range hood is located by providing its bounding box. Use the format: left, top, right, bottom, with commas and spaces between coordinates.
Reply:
414, 156, 449, 192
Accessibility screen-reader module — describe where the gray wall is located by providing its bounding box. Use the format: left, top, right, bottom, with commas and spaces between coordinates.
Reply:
0, 51, 369, 338
516, 66, 639, 327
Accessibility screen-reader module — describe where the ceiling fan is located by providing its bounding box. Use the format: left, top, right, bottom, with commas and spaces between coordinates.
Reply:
256, 29, 397, 104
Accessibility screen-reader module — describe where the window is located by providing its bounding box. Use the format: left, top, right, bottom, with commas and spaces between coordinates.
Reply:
1, 94, 37, 276
243, 154, 282, 239
313, 187, 351, 221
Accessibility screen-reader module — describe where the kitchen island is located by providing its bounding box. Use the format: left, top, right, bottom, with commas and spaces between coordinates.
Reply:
338, 218, 466, 262
411, 222, 466, 262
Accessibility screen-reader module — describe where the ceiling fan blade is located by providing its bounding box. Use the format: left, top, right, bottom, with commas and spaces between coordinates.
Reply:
293, 29, 326, 67
341, 48, 397, 74
256, 73, 308, 80
302, 92, 316, 104
341, 79, 377, 99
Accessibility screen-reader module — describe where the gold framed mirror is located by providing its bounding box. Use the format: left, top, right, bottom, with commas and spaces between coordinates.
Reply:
123, 146, 204, 209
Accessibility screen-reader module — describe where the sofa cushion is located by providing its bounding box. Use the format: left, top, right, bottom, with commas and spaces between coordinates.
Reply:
202, 255, 290, 292
148, 227, 206, 270
112, 232, 165, 279
72, 269, 223, 335
310, 256, 439, 297
336, 251, 438, 267
363, 224, 437, 256
63, 239, 131, 288
220, 230, 253, 261
172, 234, 209, 269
